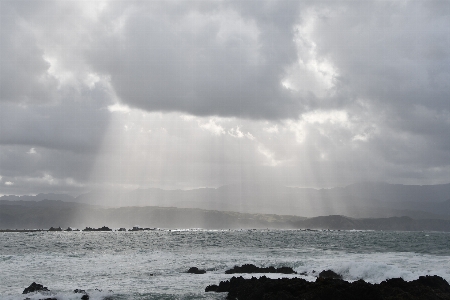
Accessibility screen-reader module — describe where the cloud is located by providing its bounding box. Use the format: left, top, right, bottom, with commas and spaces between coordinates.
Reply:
0, 99, 110, 153
199, 118, 226, 136
84, 1, 304, 119
303, 1, 450, 109
0, 2, 58, 104
2, 1, 449, 121
228, 127, 244, 139
0, 0, 450, 196
27, 148, 37, 154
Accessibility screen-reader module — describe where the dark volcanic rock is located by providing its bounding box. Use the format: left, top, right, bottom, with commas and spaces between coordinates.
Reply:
130, 226, 144, 231
98, 226, 112, 231
83, 226, 112, 231
205, 275, 450, 300
129, 226, 154, 231
23, 282, 50, 294
225, 264, 296, 274
22, 282, 56, 300
205, 284, 219, 292
318, 269, 342, 279
74, 289, 89, 299
187, 267, 206, 274
23, 283, 89, 300
48, 227, 62, 231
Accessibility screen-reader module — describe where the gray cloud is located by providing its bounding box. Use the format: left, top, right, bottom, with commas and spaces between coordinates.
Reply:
86, 0, 304, 119
0, 2, 59, 104
0, 87, 111, 153
0, 0, 449, 196
308, 1, 450, 108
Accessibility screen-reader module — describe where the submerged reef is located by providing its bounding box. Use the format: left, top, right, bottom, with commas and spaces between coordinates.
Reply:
206, 275, 450, 300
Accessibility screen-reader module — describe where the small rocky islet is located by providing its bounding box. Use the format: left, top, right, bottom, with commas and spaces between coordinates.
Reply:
21, 265, 450, 300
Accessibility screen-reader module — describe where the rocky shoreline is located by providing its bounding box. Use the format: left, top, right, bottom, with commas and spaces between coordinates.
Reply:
206, 275, 450, 299
20, 265, 450, 300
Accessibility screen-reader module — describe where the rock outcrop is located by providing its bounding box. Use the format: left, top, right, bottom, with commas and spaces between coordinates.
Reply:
74, 289, 89, 300
48, 227, 62, 231
187, 267, 207, 274
318, 269, 342, 279
206, 275, 450, 300
83, 226, 112, 231
23, 282, 50, 294
22, 283, 90, 300
225, 264, 296, 274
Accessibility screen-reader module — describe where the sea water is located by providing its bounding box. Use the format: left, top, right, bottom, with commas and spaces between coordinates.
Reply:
1, 229, 450, 299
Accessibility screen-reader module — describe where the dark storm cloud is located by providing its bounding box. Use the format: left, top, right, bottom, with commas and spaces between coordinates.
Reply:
0, 98, 110, 153
86, 0, 304, 119
84, 0, 450, 122
0, 144, 93, 194
0, 93, 110, 195
0, 0, 111, 152
2, 0, 448, 121
0, 1, 59, 104
0, 1, 113, 195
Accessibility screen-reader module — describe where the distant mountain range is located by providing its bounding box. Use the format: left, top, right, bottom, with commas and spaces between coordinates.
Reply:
2, 182, 450, 219
0, 193, 76, 202
2, 200, 450, 231
0, 200, 304, 229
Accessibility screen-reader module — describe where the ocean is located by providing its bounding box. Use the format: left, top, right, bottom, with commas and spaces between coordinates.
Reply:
1, 229, 450, 299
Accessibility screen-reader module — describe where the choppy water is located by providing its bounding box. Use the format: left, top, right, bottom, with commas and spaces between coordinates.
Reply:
1, 229, 450, 299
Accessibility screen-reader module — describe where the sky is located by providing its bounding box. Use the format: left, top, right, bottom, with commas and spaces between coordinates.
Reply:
0, 0, 449, 196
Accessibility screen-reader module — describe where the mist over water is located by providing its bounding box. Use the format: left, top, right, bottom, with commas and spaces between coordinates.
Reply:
2, 230, 450, 299
67, 182, 450, 220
